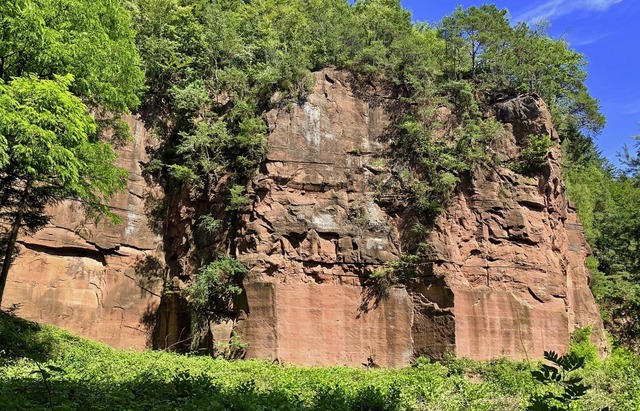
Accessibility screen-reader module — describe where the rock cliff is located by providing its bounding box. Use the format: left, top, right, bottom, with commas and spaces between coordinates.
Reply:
234, 69, 606, 366
421, 95, 606, 360
3, 117, 163, 350
3, 69, 605, 365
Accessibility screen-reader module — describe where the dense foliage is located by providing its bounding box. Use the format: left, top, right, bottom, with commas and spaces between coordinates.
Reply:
528, 350, 600, 411
184, 257, 246, 312
1, 314, 639, 410
0, 75, 127, 221
134, 0, 603, 212
563, 125, 640, 352
0, 0, 144, 138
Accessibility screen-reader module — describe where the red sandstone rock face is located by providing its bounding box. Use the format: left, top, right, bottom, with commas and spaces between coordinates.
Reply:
234, 70, 606, 366
3, 117, 163, 350
422, 95, 607, 360
235, 69, 413, 366
2, 69, 606, 365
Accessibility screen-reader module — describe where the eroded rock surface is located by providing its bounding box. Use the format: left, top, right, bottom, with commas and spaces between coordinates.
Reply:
3, 69, 605, 364
3, 116, 163, 350
235, 69, 413, 366
421, 95, 606, 360
234, 70, 605, 366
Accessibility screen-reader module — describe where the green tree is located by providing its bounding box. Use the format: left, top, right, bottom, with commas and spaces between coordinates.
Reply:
440, 5, 511, 81
0, 0, 142, 112
348, 0, 412, 74
184, 257, 246, 312
620, 136, 640, 178
594, 178, 640, 348
0, 0, 144, 142
438, 6, 604, 133
528, 350, 597, 411
304, 0, 353, 68
0, 0, 143, 307
563, 123, 640, 351
0, 75, 127, 306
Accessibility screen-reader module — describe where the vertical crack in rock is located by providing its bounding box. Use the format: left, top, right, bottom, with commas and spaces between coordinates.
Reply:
89, 272, 105, 310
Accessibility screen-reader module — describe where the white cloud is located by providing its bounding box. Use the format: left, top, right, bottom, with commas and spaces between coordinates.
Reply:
567, 32, 610, 46
514, 0, 623, 24
623, 98, 640, 115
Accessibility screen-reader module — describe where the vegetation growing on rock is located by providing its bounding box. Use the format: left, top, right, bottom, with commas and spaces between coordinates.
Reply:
129, 0, 607, 325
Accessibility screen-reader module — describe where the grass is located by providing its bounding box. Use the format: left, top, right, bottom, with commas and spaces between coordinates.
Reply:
1, 312, 639, 410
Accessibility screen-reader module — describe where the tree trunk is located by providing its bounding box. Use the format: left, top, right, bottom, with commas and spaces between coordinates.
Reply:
0, 180, 30, 308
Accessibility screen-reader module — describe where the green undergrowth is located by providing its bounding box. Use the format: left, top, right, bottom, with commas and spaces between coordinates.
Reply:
1, 314, 639, 410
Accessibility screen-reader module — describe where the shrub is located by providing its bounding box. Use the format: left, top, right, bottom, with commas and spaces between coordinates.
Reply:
226, 185, 250, 212
184, 257, 247, 312
527, 350, 608, 411
516, 134, 553, 174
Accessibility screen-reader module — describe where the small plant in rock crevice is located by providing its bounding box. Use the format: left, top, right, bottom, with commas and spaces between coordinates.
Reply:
184, 257, 247, 313
514, 134, 553, 174
197, 215, 222, 235
216, 332, 249, 360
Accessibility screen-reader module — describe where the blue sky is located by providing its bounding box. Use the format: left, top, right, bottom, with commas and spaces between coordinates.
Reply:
399, 0, 639, 165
